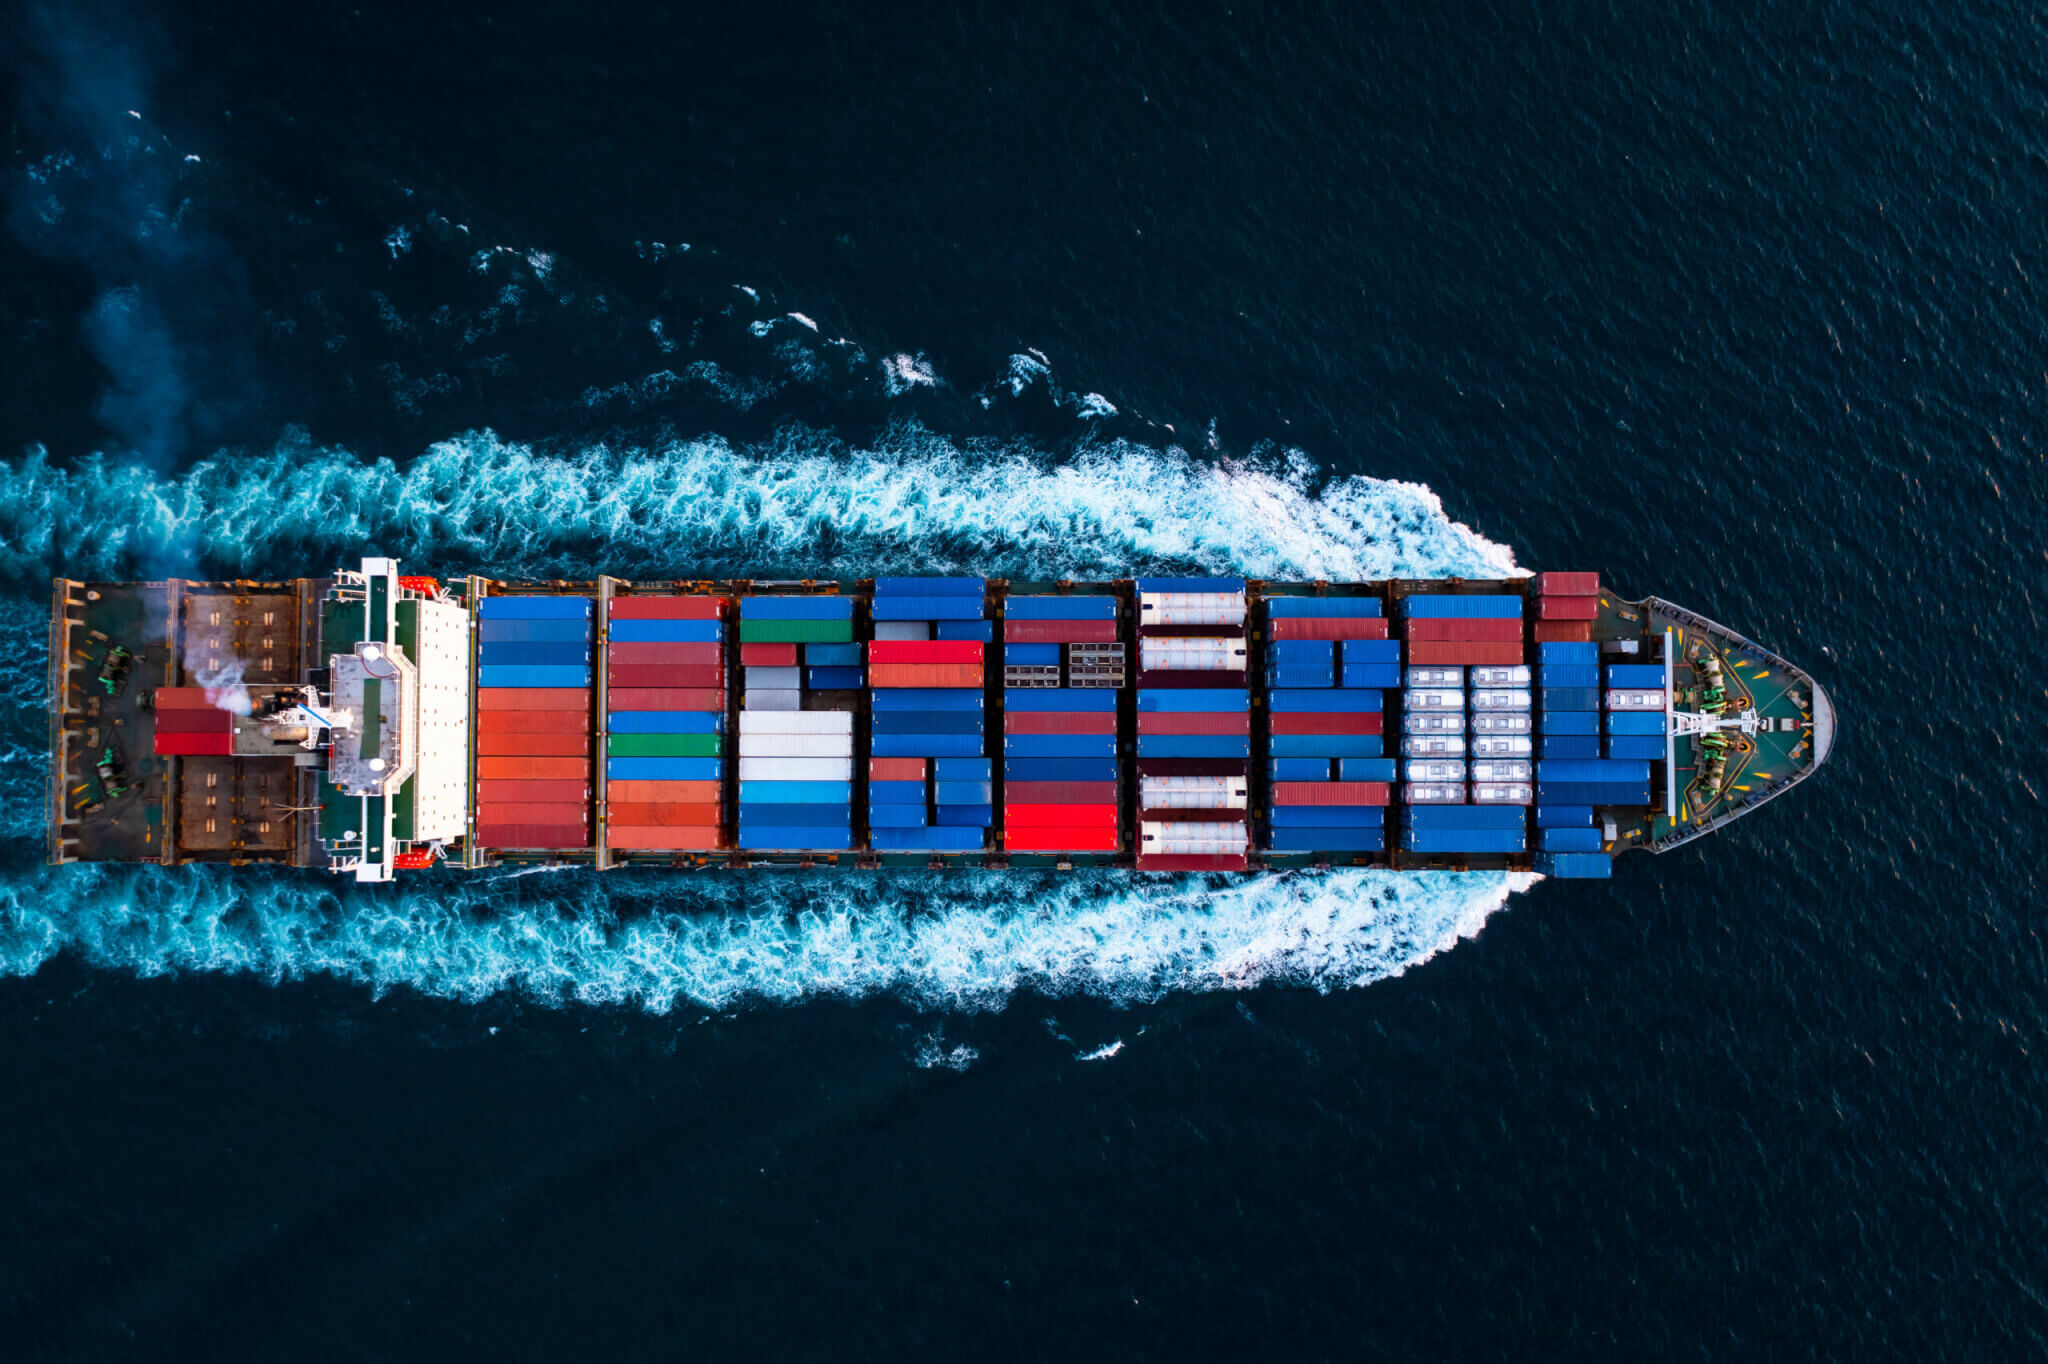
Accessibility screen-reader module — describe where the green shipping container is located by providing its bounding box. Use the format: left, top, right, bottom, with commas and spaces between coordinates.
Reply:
737, 620, 857, 644
607, 732, 724, 758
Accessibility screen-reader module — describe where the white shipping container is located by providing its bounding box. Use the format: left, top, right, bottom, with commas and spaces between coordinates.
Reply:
1471, 665, 1532, 687
1606, 689, 1666, 711
745, 666, 802, 691
1404, 759, 1467, 782
1137, 592, 1248, 626
1140, 821, 1249, 854
1470, 689, 1533, 711
744, 689, 802, 712
737, 733, 855, 758
735, 756, 854, 782
1406, 689, 1466, 712
1469, 735, 1533, 758
1471, 784, 1533, 805
1139, 775, 1248, 807
1401, 734, 1468, 757
737, 710, 853, 733
1469, 712, 1532, 733
874, 621, 930, 641
1403, 783, 1467, 804
1139, 638, 1248, 671
1470, 759, 1532, 782
1406, 666, 1464, 688
1403, 712, 1463, 735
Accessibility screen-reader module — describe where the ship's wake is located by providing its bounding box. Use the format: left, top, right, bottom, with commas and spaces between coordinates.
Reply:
0, 426, 1535, 1011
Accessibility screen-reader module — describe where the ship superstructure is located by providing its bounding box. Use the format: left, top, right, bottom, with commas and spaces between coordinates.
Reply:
47, 561, 1833, 879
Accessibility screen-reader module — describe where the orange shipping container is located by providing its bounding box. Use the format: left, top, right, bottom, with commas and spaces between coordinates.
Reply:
869, 758, 927, 781
476, 732, 590, 757
477, 687, 591, 711
477, 779, 590, 804
607, 802, 723, 827
477, 756, 592, 780
477, 709, 592, 735
869, 662, 982, 688
608, 826, 722, 850
607, 779, 721, 802
1533, 620, 1594, 643
472, 801, 590, 825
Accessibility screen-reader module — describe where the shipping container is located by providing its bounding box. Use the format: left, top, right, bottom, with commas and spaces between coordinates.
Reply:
606, 688, 725, 712
1605, 735, 1666, 760
1007, 780, 1118, 804
478, 779, 591, 804
1268, 805, 1385, 827
1266, 828, 1384, 853
479, 618, 592, 643
479, 732, 589, 757
611, 619, 723, 643
1266, 597, 1381, 617
1005, 595, 1119, 620
1272, 781, 1390, 806
738, 780, 854, 804
1539, 735, 1602, 760
1404, 783, 1466, 804
607, 595, 721, 620
479, 642, 593, 666
869, 640, 985, 665
1338, 758, 1398, 782
1606, 690, 1666, 711
1401, 594, 1523, 619
1534, 804, 1594, 827
611, 641, 722, 667
808, 667, 865, 689
1532, 620, 1594, 643
606, 756, 722, 782
1537, 641, 1599, 665
1406, 666, 1464, 688
870, 596, 986, 621
1471, 784, 1533, 804
1268, 617, 1390, 641
1537, 572, 1600, 596
1340, 664, 1402, 688
870, 663, 982, 688
479, 664, 591, 689
1471, 689, 1533, 711
608, 827, 721, 850
1005, 826, 1120, 853
1536, 852, 1613, 879
874, 622, 929, 642
1538, 664, 1599, 687
1269, 711, 1383, 735
611, 779, 721, 802
1469, 759, 1533, 783
1541, 687, 1601, 711
870, 827, 986, 851
607, 802, 722, 826
1403, 828, 1525, 854
609, 664, 722, 690
478, 596, 593, 620
867, 758, 927, 781
1403, 759, 1467, 783
479, 756, 592, 780
1406, 689, 1465, 712
474, 824, 590, 849
739, 642, 798, 667
1405, 641, 1526, 665
1400, 734, 1468, 757
1272, 733, 1383, 758
154, 731, 233, 756
1606, 711, 1667, 736
1269, 757, 1332, 781
1470, 665, 1533, 687
1404, 618, 1523, 642
1008, 710, 1120, 734
1470, 735, 1533, 758
1537, 596, 1600, 620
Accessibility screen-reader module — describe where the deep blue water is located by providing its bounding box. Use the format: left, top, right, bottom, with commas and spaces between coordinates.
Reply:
3, 1, 2045, 1358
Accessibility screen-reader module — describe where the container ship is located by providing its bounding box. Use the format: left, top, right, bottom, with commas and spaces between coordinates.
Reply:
45, 562, 1834, 880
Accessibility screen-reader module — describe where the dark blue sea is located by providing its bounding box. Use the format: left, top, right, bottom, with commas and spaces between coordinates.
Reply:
3, 2, 2043, 1357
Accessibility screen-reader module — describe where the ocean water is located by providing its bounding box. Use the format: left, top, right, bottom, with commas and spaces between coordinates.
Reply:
4, 1, 2045, 1359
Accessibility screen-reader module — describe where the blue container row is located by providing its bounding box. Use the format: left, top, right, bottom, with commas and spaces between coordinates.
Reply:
1137, 736, 1248, 759
1342, 665, 1401, 688
868, 804, 994, 828
741, 781, 852, 803
1268, 757, 1396, 782
1402, 594, 1521, 619
937, 621, 994, 642
1606, 736, 1665, 760
1268, 806, 1384, 827
609, 757, 723, 781
1536, 782, 1652, 806
1539, 664, 1598, 687
868, 779, 994, 805
1541, 687, 1600, 711
1135, 577, 1246, 594
734, 804, 850, 827
481, 665, 592, 689
1538, 852, 1612, 878
1538, 760, 1652, 782
611, 711, 723, 733
1608, 664, 1666, 688
1541, 736, 1601, 760
1538, 642, 1598, 664
811, 667, 864, 689
873, 733, 985, 758
479, 643, 595, 666
1534, 805, 1593, 827
1270, 734, 1382, 758
878, 689, 985, 711
478, 596, 592, 620
1266, 666, 1335, 688
1267, 829, 1384, 852
1006, 758, 1118, 782
1404, 829, 1526, 853
1405, 805, 1525, 830
874, 711, 984, 734
1270, 690, 1379, 712
872, 596, 985, 621
1607, 712, 1666, 735
1269, 640, 1400, 671
1542, 827, 1603, 852
1135, 688, 1248, 713
479, 618, 594, 643
1006, 595, 1118, 621
1005, 689, 1118, 712
611, 619, 722, 643
739, 597, 852, 620
739, 830, 853, 851
872, 828, 986, 851
1542, 712, 1600, 735
1007, 735, 1117, 757
1266, 597, 1381, 618
875, 577, 985, 597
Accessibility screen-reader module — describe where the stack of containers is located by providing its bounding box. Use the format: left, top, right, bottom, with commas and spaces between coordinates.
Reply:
1001, 595, 1122, 854
736, 596, 855, 852
605, 595, 725, 852
1260, 597, 1393, 855
869, 578, 990, 853
1534, 571, 1599, 644
152, 688, 233, 756
1399, 592, 1529, 855
475, 596, 593, 849
1605, 663, 1669, 760
1534, 639, 1601, 847
1135, 578, 1250, 870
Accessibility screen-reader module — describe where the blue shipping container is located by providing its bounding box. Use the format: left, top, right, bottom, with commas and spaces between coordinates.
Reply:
1269, 641, 1335, 664
1266, 829, 1385, 852
608, 619, 723, 644
1136, 689, 1249, 713
871, 827, 985, 852
737, 829, 853, 851
1605, 736, 1665, 759
1402, 594, 1522, 619
1270, 734, 1382, 758
479, 664, 591, 689
806, 643, 863, 667
934, 781, 993, 805
872, 689, 985, 712
1004, 596, 1119, 620
808, 667, 864, 689
1403, 829, 1526, 853
872, 711, 985, 734
1338, 758, 1398, 782
1405, 805, 1525, 829
935, 758, 992, 783
1539, 664, 1599, 688
1535, 782, 1652, 806
738, 780, 852, 804
1534, 804, 1594, 828
1266, 597, 1380, 618
870, 596, 986, 621
1543, 827, 1604, 852
1538, 852, 1613, 879
479, 618, 592, 643
1540, 736, 1602, 760
1268, 805, 1384, 827
1538, 641, 1599, 665
1541, 711, 1600, 735
1538, 760, 1653, 783
874, 577, 985, 597
734, 804, 853, 827
1005, 643, 1061, 665
738, 597, 852, 620
608, 711, 723, 733
1137, 735, 1250, 759
1265, 666, 1335, 689
869, 804, 928, 827
935, 803, 994, 827
1542, 687, 1600, 711
1607, 711, 1667, 736
608, 757, 723, 781
1005, 758, 1119, 783
1270, 689, 1380, 713
1341, 664, 1402, 689
1135, 577, 1246, 594
1341, 639, 1403, 663
478, 596, 592, 621
1004, 689, 1117, 712
936, 620, 995, 643
479, 642, 593, 666
1607, 664, 1667, 688
871, 732, 984, 758
1269, 758, 1332, 781
1005, 734, 1116, 758
869, 781, 927, 804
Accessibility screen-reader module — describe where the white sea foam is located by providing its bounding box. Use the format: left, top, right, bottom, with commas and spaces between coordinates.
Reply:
0, 427, 1533, 1010
882, 352, 939, 395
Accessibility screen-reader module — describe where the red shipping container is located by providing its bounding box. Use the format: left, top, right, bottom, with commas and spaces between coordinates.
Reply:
869, 640, 984, 665
1003, 803, 1118, 827
478, 779, 590, 804
476, 732, 589, 757
870, 663, 981, 688
608, 779, 721, 802
609, 687, 725, 711
1533, 620, 1594, 643
1267, 617, 1390, 641
1005, 711, 1118, 735
1537, 595, 1600, 620
475, 801, 590, 826
152, 687, 216, 710
1272, 781, 1390, 806
154, 708, 232, 734
1405, 641, 1526, 665
1006, 826, 1120, 852
1136, 712, 1248, 736
477, 756, 591, 780
609, 826, 722, 850
475, 824, 589, 849
478, 687, 590, 711
868, 758, 928, 782
1137, 853, 1248, 871
1404, 618, 1523, 642
1005, 619, 1119, 643
609, 641, 722, 667
154, 731, 233, 757
1005, 781, 1117, 805
608, 596, 721, 620
739, 643, 797, 667
1269, 712, 1383, 736
1537, 572, 1599, 597
607, 802, 722, 827
608, 664, 722, 690
477, 709, 591, 735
